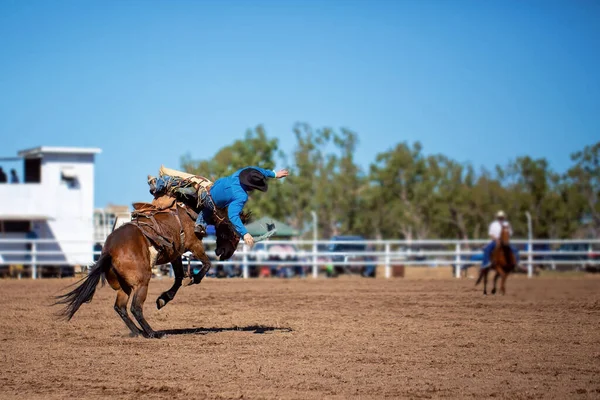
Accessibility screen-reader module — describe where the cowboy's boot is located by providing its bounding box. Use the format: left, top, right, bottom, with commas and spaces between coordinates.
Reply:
194, 224, 207, 240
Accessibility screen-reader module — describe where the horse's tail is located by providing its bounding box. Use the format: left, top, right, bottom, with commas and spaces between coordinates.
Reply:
54, 254, 112, 320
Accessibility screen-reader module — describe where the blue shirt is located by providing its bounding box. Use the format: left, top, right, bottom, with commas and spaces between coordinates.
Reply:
209, 166, 276, 237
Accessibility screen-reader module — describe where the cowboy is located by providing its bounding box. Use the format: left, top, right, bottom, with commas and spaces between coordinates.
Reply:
482, 210, 519, 268
195, 167, 289, 247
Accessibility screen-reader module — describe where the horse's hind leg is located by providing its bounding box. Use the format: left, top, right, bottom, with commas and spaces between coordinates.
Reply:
114, 289, 143, 337
131, 284, 163, 339
157, 257, 184, 310
106, 266, 142, 336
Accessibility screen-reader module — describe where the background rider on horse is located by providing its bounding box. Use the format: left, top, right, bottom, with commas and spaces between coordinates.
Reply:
193, 167, 288, 247
482, 210, 520, 269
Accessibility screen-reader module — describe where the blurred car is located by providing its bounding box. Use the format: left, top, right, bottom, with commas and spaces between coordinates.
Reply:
524, 243, 552, 270
588, 247, 600, 273
551, 243, 593, 271
327, 236, 376, 277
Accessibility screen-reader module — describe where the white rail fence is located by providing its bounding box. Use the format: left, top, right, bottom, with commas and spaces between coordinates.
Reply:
0, 238, 598, 279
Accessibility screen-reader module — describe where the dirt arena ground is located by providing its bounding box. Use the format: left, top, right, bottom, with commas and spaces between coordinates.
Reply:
0, 275, 599, 399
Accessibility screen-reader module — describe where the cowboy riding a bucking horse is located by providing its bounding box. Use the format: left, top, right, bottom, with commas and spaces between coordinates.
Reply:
149, 166, 289, 248
56, 165, 289, 338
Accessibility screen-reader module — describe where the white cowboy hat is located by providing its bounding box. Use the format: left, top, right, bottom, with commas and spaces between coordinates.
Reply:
496, 210, 506, 218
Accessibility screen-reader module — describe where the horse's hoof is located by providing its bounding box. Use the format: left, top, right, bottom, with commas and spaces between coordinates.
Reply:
156, 298, 166, 310
491, 289, 496, 295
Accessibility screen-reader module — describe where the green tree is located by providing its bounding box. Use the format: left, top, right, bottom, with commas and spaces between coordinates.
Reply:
367, 142, 441, 239
179, 124, 596, 240
181, 125, 289, 220
567, 141, 600, 237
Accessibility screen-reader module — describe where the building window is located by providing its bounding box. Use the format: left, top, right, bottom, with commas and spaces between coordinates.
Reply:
24, 158, 41, 183
0, 220, 31, 233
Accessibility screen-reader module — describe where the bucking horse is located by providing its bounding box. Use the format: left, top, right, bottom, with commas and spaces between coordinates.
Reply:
55, 171, 249, 338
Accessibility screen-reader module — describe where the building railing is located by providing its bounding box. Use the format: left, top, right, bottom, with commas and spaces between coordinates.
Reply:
0, 238, 598, 279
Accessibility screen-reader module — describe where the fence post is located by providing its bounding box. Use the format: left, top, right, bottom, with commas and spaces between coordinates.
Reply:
242, 244, 249, 279
527, 239, 533, 278
32, 241, 37, 280
384, 242, 391, 279
312, 240, 318, 279
526, 211, 533, 278
454, 243, 461, 278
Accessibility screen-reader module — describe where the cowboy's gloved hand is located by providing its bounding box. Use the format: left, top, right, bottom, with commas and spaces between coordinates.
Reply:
275, 169, 289, 179
243, 233, 255, 248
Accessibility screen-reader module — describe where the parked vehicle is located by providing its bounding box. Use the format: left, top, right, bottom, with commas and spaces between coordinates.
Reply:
327, 236, 376, 277
588, 246, 600, 273
551, 243, 593, 271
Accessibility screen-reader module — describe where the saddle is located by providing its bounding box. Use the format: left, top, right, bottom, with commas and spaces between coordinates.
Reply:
130, 197, 186, 255
132, 194, 179, 213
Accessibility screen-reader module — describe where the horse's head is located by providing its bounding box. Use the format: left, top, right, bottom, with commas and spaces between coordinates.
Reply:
500, 224, 511, 246
213, 210, 252, 261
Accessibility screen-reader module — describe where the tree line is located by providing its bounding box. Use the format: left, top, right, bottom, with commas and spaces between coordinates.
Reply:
181, 124, 599, 240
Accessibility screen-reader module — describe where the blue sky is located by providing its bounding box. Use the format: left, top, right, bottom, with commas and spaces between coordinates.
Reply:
1, 0, 598, 207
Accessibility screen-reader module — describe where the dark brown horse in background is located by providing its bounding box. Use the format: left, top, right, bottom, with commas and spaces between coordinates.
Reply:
476, 225, 516, 295
55, 198, 248, 338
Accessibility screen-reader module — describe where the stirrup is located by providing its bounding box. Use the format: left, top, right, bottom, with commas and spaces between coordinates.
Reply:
194, 225, 207, 238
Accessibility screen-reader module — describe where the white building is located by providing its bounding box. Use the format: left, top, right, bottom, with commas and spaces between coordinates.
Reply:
0, 146, 101, 266
94, 204, 131, 243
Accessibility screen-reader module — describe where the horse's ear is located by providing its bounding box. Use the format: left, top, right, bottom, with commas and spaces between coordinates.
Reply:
241, 210, 253, 224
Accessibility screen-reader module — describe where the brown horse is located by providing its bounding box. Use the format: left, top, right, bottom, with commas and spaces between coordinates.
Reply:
55, 199, 247, 338
476, 225, 516, 295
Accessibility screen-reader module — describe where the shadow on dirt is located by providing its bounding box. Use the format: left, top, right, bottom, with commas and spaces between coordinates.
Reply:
157, 325, 293, 336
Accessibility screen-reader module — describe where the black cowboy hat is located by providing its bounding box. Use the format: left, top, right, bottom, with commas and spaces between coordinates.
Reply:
239, 168, 268, 192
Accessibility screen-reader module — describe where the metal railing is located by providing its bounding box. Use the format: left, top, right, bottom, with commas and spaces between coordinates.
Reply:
0, 238, 598, 279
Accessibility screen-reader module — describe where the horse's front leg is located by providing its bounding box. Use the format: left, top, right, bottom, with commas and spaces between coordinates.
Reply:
491, 271, 500, 295
499, 269, 508, 295
483, 268, 489, 295
156, 257, 184, 310
187, 241, 212, 286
